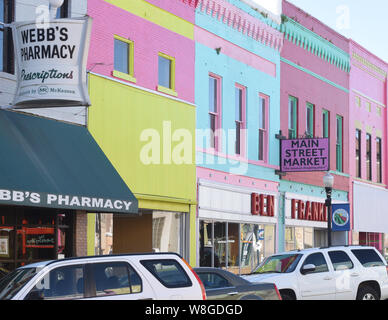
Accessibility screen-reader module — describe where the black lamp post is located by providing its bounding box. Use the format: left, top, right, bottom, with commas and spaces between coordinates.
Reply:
323, 172, 334, 247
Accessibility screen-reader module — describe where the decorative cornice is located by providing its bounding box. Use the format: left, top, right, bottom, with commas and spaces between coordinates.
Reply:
191, 0, 284, 52
281, 16, 350, 72
352, 52, 387, 79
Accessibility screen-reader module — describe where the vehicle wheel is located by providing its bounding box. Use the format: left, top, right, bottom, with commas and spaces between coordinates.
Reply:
356, 286, 379, 300
280, 292, 295, 300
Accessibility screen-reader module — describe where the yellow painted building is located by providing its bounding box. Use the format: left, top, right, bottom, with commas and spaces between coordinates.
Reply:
87, 74, 197, 264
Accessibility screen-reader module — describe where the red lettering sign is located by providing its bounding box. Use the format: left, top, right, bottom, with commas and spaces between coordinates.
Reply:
290, 199, 327, 222
251, 193, 275, 217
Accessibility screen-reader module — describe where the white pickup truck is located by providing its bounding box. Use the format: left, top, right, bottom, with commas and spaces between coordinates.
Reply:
244, 245, 388, 300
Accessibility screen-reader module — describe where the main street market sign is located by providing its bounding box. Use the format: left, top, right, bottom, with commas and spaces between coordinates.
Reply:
280, 138, 329, 172
12, 16, 92, 108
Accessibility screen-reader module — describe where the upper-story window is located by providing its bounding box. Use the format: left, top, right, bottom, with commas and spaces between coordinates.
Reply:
0, 0, 14, 74
366, 133, 372, 181
209, 74, 221, 151
113, 35, 136, 83
288, 96, 298, 139
258, 94, 269, 162
158, 52, 177, 97
336, 115, 343, 172
355, 129, 361, 178
306, 102, 314, 138
322, 109, 329, 138
376, 137, 382, 184
235, 84, 246, 156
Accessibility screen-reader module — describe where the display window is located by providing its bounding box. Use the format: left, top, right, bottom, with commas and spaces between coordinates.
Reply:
285, 226, 326, 251
0, 206, 74, 273
199, 220, 276, 275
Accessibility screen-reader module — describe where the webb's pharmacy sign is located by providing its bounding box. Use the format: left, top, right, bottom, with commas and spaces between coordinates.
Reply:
12, 17, 92, 108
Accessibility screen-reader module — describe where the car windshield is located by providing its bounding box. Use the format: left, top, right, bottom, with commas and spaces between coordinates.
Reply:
254, 254, 302, 274
0, 268, 37, 300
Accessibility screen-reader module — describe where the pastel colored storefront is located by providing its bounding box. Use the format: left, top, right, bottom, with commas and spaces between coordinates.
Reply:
194, 0, 283, 274
86, 0, 198, 264
348, 40, 388, 258
278, 1, 350, 251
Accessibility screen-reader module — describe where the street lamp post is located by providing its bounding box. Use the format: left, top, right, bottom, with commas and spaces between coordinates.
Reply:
323, 172, 334, 247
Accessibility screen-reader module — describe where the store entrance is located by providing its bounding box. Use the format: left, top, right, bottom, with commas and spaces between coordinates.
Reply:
0, 206, 74, 274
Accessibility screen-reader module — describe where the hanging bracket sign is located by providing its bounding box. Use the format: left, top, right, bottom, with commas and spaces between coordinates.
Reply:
280, 138, 330, 172
12, 16, 92, 108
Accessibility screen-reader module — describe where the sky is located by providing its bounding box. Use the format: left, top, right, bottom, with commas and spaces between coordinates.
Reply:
286, 0, 388, 63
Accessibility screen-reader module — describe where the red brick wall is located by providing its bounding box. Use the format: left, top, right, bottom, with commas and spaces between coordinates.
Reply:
75, 211, 88, 257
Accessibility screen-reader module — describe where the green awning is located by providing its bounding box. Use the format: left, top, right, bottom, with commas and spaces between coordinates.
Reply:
0, 109, 138, 214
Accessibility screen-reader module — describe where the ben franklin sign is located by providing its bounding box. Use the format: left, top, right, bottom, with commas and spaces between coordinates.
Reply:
12, 16, 92, 108
280, 138, 329, 172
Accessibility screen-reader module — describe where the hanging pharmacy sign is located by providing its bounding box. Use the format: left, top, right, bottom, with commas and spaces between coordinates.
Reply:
280, 138, 330, 172
12, 16, 92, 108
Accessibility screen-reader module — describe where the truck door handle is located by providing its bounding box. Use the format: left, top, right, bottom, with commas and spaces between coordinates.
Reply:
351, 273, 359, 277
323, 276, 333, 280
228, 292, 239, 296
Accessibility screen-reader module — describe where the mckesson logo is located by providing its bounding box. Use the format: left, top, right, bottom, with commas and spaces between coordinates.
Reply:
38, 86, 49, 95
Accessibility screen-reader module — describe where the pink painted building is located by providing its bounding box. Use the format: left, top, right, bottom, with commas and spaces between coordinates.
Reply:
278, 1, 350, 250
87, 0, 196, 103
349, 40, 388, 256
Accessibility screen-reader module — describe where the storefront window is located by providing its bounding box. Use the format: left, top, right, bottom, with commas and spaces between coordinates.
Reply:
314, 229, 327, 248
214, 222, 227, 269
240, 224, 260, 274
152, 211, 186, 256
199, 221, 214, 267
285, 227, 295, 251
0, 207, 74, 273
95, 213, 113, 255
200, 220, 275, 274
285, 227, 326, 251
264, 225, 275, 259
227, 223, 239, 273
303, 228, 313, 249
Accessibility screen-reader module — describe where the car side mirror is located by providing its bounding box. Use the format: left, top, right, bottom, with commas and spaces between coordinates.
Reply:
301, 264, 316, 275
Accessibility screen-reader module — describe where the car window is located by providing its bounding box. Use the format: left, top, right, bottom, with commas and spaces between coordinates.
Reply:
328, 251, 354, 271
197, 272, 232, 290
301, 253, 329, 274
25, 265, 84, 300
91, 262, 142, 297
140, 259, 192, 288
351, 249, 385, 268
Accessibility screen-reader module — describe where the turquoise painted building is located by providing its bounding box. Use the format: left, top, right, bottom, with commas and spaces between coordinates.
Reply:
194, 0, 284, 274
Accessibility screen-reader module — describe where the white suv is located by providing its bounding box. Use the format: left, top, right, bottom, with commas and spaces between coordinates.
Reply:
244, 246, 388, 300
0, 253, 206, 300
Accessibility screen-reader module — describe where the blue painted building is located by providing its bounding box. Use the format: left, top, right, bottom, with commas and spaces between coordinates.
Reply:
194, 0, 284, 274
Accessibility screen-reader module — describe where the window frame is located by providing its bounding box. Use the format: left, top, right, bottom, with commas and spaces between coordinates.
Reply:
300, 252, 329, 275
322, 109, 330, 139
355, 129, 361, 178
113, 35, 136, 83
0, 0, 14, 74
234, 83, 246, 156
376, 137, 382, 183
208, 73, 222, 152
89, 261, 143, 298
288, 96, 298, 139
306, 102, 315, 138
157, 52, 177, 97
140, 259, 193, 289
328, 250, 354, 271
336, 115, 343, 172
258, 93, 269, 162
366, 133, 372, 181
